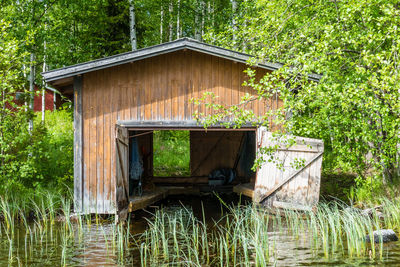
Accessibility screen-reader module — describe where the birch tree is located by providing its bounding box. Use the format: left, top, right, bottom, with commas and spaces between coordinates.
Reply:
129, 0, 137, 50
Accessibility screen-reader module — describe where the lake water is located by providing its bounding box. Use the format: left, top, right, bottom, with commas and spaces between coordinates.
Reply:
1, 195, 400, 266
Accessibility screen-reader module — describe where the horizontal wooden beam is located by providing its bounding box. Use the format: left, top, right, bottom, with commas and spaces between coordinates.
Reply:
272, 201, 312, 212
129, 188, 169, 212
153, 176, 208, 184
233, 183, 254, 198
118, 120, 259, 129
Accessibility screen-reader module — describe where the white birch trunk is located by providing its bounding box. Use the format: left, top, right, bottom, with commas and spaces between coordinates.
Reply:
29, 53, 35, 132
42, 38, 47, 121
169, 1, 173, 42
201, 0, 205, 40
160, 5, 164, 43
232, 0, 238, 46
194, 1, 201, 40
176, 0, 181, 38
129, 0, 137, 50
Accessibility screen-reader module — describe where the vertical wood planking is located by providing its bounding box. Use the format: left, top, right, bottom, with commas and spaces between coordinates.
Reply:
192, 52, 200, 119
177, 51, 184, 120
73, 75, 83, 213
103, 69, 111, 212
96, 70, 104, 213
153, 55, 161, 120
82, 75, 90, 213
231, 62, 239, 115
183, 50, 190, 119
88, 71, 97, 213
130, 62, 138, 120
165, 54, 172, 119
145, 59, 152, 120
79, 53, 296, 214
171, 53, 178, 119
255, 130, 324, 208
110, 67, 117, 211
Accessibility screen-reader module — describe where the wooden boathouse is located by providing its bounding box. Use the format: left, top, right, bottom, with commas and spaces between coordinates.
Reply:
42, 38, 324, 218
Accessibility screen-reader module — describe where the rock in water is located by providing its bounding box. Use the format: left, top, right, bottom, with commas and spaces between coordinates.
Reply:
366, 229, 398, 243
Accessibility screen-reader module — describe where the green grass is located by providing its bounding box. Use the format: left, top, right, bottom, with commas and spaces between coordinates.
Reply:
1, 188, 400, 265
153, 130, 190, 177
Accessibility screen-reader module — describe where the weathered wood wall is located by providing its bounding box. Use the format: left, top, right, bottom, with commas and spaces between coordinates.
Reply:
254, 129, 324, 210
81, 50, 282, 213
190, 131, 255, 181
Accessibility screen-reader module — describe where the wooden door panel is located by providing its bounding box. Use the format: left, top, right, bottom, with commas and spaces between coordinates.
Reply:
115, 125, 129, 222
255, 128, 324, 210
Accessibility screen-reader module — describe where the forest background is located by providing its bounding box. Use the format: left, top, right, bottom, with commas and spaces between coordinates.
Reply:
0, 0, 399, 204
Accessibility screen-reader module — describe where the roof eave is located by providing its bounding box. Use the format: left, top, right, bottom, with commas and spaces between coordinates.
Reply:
42, 38, 322, 82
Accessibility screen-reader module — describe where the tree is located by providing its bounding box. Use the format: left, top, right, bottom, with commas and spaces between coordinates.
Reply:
129, 0, 138, 50
203, 0, 400, 183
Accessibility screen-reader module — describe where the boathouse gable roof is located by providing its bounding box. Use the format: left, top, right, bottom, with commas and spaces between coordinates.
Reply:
42, 38, 321, 83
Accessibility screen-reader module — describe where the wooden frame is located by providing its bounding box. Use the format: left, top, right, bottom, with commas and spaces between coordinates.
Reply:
73, 76, 83, 213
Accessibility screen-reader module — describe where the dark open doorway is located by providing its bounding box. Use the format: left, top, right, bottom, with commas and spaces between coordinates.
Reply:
126, 127, 257, 212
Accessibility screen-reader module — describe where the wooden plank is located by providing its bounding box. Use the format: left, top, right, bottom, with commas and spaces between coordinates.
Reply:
203, 54, 213, 118
272, 200, 312, 212
233, 183, 254, 198
306, 154, 323, 206
191, 132, 226, 175
165, 54, 172, 119
129, 188, 169, 212
73, 75, 83, 213
103, 69, 112, 213
211, 54, 219, 117
157, 55, 165, 120
116, 125, 130, 215
192, 51, 200, 120
160, 186, 201, 195
152, 176, 208, 184
82, 74, 90, 213
224, 58, 232, 120
88, 71, 97, 213
183, 50, 190, 119
232, 61, 239, 117
152, 56, 159, 120
96, 70, 104, 213
137, 60, 144, 120
145, 58, 152, 120
258, 151, 323, 204
110, 68, 118, 212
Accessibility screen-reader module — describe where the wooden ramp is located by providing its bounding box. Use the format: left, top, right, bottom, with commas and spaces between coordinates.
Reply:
233, 183, 254, 199
129, 187, 169, 212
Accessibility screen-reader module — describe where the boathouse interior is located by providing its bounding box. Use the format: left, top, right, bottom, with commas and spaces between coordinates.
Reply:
127, 128, 257, 212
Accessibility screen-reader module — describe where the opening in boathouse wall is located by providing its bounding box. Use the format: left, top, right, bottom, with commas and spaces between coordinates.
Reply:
42, 38, 323, 217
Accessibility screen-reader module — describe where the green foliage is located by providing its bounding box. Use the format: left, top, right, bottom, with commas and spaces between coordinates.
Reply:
0, 108, 73, 194
153, 130, 190, 177
34, 109, 74, 188
203, 0, 400, 184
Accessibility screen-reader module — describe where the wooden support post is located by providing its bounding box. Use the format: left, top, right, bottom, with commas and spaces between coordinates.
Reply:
73, 76, 83, 213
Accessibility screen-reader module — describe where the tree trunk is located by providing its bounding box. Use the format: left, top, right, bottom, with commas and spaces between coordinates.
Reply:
201, 0, 205, 40
232, 0, 238, 46
29, 52, 35, 132
176, 0, 181, 38
194, 1, 201, 40
42, 38, 47, 122
169, 1, 173, 42
129, 0, 137, 50
160, 5, 164, 43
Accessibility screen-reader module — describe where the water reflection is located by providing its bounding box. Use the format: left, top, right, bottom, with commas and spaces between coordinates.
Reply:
72, 224, 118, 266
1, 196, 400, 266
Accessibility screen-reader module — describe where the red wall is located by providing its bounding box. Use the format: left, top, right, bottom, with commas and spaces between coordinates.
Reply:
5, 85, 61, 112
33, 88, 56, 111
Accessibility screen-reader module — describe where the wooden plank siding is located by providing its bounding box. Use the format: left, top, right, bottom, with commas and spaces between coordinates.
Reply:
81, 50, 280, 214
